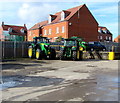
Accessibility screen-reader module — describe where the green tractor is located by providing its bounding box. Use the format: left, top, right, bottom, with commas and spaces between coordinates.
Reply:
59, 36, 86, 61
28, 36, 56, 60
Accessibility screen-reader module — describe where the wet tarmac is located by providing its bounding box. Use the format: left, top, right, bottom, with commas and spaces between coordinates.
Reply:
1, 59, 119, 102
28, 71, 119, 101
2, 71, 118, 101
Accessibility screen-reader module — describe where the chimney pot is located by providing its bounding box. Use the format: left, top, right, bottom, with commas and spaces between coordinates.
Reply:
2, 22, 4, 25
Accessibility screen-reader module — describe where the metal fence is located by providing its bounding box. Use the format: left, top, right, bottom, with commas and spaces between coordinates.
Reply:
1, 41, 120, 59
100, 42, 120, 52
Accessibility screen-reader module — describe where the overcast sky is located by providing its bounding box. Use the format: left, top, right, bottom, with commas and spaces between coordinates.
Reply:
0, 0, 119, 39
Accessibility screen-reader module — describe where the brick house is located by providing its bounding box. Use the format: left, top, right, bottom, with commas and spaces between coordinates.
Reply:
114, 35, 120, 43
28, 4, 99, 42
0, 22, 27, 41
98, 26, 112, 42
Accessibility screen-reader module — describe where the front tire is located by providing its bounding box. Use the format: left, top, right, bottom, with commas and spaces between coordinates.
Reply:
28, 46, 33, 58
36, 49, 42, 60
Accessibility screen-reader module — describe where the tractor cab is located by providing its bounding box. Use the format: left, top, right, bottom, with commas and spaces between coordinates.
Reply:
64, 39, 78, 47
33, 37, 50, 44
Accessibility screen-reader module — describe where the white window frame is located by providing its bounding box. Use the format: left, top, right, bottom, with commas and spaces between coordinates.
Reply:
8, 27, 12, 32
109, 37, 111, 40
98, 36, 99, 39
106, 36, 108, 40
56, 27, 59, 34
48, 29, 52, 35
100, 36, 102, 40
44, 30, 47, 35
29, 31, 32, 36
103, 30, 107, 34
62, 26, 65, 33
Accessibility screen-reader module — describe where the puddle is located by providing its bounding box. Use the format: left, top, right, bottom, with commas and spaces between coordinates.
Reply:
0, 76, 24, 90
0, 81, 22, 90
1, 75, 64, 90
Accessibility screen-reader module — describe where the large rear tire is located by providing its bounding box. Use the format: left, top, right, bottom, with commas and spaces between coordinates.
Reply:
72, 51, 77, 61
28, 46, 33, 58
36, 49, 42, 60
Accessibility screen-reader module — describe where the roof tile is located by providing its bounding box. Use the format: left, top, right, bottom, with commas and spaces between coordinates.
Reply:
29, 4, 84, 30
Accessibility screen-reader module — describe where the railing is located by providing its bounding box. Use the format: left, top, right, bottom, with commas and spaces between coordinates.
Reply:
100, 42, 120, 52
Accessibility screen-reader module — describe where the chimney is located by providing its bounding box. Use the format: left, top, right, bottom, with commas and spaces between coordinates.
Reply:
2, 22, 4, 26
24, 24, 26, 27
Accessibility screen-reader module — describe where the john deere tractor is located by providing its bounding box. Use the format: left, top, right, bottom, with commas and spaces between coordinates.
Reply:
59, 36, 86, 61
28, 36, 56, 60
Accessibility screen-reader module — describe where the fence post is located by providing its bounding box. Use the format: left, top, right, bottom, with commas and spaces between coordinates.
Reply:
2, 42, 4, 59
14, 41, 16, 58
22, 42, 24, 57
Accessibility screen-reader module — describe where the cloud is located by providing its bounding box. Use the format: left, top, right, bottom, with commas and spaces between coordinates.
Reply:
18, 3, 60, 28
92, 5, 118, 14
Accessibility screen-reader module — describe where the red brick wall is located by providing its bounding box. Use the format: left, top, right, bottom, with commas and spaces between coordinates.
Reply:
42, 21, 68, 42
114, 36, 120, 43
27, 29, 40, 41
68, 5, 98, 42
98, 33, 112, 42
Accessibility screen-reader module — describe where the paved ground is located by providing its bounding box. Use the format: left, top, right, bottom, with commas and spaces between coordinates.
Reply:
0, 58, 119, 102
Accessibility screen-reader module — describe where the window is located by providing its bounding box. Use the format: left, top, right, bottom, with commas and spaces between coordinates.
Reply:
8, 27, 13, 32
62, 26, 65, 33
48, 29, 52, 35
103, 30, 107, 34
98, 36, 99, 39
21, 28, 25, 33
98, 29, 102, 33
100, 36, 102, 40
106, 36, 108, 40
109, 37, 111, 40
56, 27, 59, 34
44, 30, 47, 35
29, 31, 32, 36
61, 11, 65, 21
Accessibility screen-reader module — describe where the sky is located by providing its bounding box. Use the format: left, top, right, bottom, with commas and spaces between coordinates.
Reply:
0, 0, 119, 39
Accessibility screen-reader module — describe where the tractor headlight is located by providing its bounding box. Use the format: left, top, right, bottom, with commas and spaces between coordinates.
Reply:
79, 47, 84, 51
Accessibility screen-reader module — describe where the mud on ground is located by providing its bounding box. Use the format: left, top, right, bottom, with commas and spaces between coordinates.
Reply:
1, 58, 119, 102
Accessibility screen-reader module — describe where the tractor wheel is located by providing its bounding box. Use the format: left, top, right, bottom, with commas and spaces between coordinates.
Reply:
49, 49, 56, 60
28, 46, 33, 58
36, 49, 42, 60
77, 51, 83, 60
72, 51, 77, 61
59, 50, 64, 60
